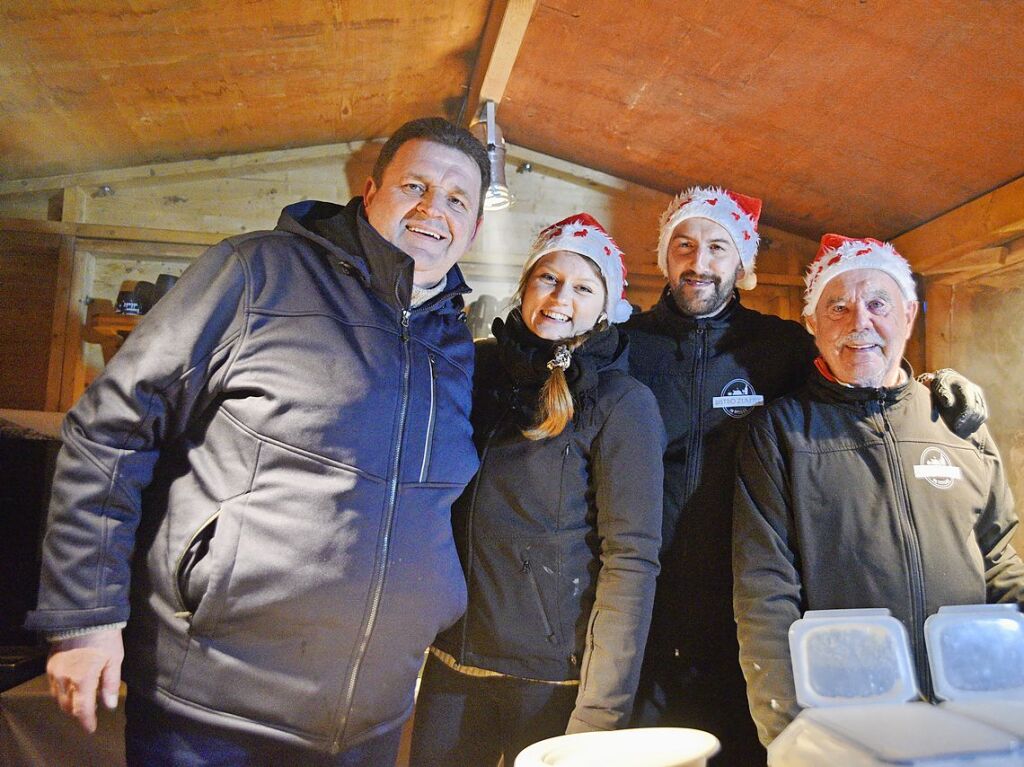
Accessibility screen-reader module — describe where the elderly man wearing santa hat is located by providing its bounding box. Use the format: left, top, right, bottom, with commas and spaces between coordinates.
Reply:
624, 189, 988, 764
731, 234, 1024, 746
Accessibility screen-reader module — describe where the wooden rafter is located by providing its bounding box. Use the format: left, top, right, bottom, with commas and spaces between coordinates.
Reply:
894, 175, 1024, 277
0, 142, 373, 196
462, 0, 538, 124
0, 217, 226, 246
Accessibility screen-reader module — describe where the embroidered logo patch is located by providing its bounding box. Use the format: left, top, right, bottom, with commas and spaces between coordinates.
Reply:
712, 378, 764, 418
913, 446, 963, 490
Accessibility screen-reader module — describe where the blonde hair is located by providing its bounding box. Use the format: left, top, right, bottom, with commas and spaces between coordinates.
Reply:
516, 256, 608, 441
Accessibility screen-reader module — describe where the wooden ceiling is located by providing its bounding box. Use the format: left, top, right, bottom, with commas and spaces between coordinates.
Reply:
2, 0, 1023, 241
0, 1, 490, 179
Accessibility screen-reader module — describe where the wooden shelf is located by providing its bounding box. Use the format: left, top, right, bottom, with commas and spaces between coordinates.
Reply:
88, 313, 140, 338
84, 306, 140, 363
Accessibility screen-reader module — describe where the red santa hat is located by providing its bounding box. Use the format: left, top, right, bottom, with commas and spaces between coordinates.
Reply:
803, 234, 918, 317
521, 213, 633, 323
657, 186, 762, 290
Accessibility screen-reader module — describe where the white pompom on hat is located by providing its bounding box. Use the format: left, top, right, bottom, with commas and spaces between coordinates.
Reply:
657, 186, 763, 290
803, 233, 918, 318
520, 213, 633, 323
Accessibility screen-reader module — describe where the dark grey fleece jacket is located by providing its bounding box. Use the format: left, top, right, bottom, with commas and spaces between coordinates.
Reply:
433, 317, 665, 732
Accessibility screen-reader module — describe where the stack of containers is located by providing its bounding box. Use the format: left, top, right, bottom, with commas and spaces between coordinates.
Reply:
768, 607, 1024, 766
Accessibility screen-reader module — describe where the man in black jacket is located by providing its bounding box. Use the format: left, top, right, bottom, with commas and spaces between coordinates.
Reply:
733, 234, 1024, 745
27, 118, 489, 766
625, 187, 985, 764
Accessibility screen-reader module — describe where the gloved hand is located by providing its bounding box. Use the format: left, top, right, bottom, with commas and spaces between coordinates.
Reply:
920, 368, 988, 439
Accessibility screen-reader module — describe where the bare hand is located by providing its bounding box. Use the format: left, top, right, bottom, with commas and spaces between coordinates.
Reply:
46, 628, 124, 733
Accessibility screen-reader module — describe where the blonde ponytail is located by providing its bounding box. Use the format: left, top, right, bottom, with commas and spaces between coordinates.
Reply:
522, 330, 599, 441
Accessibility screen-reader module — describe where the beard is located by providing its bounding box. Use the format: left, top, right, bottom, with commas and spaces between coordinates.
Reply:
669, 267, 740, 317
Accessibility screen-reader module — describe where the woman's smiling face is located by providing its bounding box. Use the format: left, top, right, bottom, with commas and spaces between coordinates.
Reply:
520, 250, 607, 341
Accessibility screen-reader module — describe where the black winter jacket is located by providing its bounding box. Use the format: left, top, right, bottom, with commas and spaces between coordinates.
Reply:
26, 199, 480, 752
733, 368, 1024, 744
624, 289, 816, 667
433, 314, 665, 732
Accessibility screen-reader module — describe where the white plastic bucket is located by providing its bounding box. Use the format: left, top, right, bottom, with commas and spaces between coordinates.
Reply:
514, 727, 721, 767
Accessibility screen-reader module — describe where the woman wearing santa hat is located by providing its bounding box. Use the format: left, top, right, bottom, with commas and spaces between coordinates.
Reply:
409, 213, 665, 766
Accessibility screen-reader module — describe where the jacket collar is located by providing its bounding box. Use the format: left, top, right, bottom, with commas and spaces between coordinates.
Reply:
808, 359, 917, 405
276, 198, 470, 313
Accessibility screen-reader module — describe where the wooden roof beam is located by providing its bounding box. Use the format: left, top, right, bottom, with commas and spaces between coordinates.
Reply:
894, 174, 1024, 275
0, 216, 226, 246
0, 142, 373, 196
462, 0, 538, 125
932, 236, 1024, 286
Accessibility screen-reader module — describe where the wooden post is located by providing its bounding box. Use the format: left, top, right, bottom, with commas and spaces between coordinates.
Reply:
923, 279, 954, 372
43, 235, 75, 410
58, 244, 93, 410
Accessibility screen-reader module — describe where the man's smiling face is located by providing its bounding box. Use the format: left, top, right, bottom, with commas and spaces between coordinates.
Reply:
363, 138, 482, 287
807, 268, 918, 388
666, 216, 743, 316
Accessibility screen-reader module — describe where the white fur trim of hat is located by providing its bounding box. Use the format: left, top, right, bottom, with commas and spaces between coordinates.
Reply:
657, 185, 762, 290
521, 213, 633, 323
802, 233, 918, 318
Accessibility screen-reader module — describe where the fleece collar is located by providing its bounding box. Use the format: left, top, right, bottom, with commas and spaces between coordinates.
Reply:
276, 198, 469, 313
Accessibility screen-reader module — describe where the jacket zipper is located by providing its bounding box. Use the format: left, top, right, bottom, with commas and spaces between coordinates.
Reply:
878, 399, 930, 696
522, 559, 558, 643
684, 324, 708, 498
333, 307, 412, 752
418, 353, 436, 483
458, 409, 507, 660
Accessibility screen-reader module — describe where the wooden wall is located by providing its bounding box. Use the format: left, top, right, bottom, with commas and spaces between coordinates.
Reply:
937, 266, 1024, 554
0, 231, 66, 409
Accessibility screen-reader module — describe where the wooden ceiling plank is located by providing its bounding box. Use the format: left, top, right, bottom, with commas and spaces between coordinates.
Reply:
931, 237, 1024, 285
0, 142, 375, 196
463, 0, 538, 124
0, 217, 226, 246
922, 246, 1009, 276
894, 175, 1024, 274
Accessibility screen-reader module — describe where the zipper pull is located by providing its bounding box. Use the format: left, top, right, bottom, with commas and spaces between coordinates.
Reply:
521, 559, 531, 573
400, 309, 410, 341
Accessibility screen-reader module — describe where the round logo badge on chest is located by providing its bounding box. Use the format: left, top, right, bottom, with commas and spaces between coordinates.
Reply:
914, 446, 962, 490
712, 378, 764, 419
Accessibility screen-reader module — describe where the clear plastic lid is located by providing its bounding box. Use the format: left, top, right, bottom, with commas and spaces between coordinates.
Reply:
797, 703, 1022, 762
924, 604, 1024, 702
788, 608, 919, 708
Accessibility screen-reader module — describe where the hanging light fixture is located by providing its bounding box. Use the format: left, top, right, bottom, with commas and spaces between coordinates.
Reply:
470, 100, 512, 211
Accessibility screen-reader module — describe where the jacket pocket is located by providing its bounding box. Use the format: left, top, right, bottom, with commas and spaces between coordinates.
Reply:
173, 510, 220, 618
419, 353, 437, 483
174, 492, 248, 636
522, 556, 559, 645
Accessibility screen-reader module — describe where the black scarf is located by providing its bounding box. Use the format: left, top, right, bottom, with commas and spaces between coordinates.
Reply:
491, 309, 620, 425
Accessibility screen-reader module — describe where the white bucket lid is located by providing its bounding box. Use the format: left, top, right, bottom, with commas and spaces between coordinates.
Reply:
788, 608, 919, 709
513, 727, 720, 767
924, 604, 1024, 702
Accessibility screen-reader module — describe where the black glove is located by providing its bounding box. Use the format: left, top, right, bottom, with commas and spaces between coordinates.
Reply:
921, 368, 988, 439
